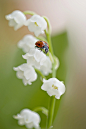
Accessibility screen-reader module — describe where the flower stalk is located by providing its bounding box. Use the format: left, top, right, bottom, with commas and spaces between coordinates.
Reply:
35, 68, 46, 80
45, 30, 54, 57
44, 17, 56, 128
33, 107, 48, 116
47, 64, 56, 128
43, 16, 54, 57
47, 96, 56, 128
23, 11, 36, 15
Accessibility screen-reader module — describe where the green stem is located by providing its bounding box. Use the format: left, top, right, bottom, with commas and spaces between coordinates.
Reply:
33, 107, 48, 116
44, 17, 56, 129
47, 96, 56, 128
35, 68, 46, 80
47, 65, 56, 129
43, 16, 51, 34
23, 11, 36, 15
43, 16, 53, 56
52, 63, 56, 78
45, 30, 54, 56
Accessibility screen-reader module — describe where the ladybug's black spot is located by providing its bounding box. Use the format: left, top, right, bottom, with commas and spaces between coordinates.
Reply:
38, 44, 40, 45
40, 41, 42, 42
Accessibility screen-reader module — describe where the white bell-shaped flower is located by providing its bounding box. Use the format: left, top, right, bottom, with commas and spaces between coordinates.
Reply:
22, 48, 47, 69
25, 15, 47, 36
18, 35, 38, 53
13, 63, 37, 85
41, 78, 65, 99
13, 109, 41, 129
5, 10, 26, 30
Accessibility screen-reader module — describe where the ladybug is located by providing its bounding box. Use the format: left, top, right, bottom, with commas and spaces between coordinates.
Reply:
35, 41, 49, 54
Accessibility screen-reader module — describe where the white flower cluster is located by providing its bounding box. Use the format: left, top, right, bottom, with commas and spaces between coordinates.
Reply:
13, 39, 52, 85
6, 10, 65, 98
5, 10, 47, 36
13, 109, 41, 129
5, 10, 52, 85
23, 48, 52, 75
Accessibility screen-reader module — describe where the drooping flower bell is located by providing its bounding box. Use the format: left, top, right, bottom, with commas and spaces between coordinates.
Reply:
18, 35, 38, 53
22, 48, 52, 75
13, 109, 41, 129
22, 48, 47, 69
25, 15, 47, 36
13, 63, 37, 85
5, 10, 26, 30
41, 78, 65, 99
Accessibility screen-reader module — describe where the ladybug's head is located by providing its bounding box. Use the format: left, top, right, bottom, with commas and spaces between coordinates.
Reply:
45, 49, 48, 54
43, 45, 49, 54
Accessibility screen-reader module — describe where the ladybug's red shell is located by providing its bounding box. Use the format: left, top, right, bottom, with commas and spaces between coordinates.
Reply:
35, 40, 49, 54
35, 41, 49, 48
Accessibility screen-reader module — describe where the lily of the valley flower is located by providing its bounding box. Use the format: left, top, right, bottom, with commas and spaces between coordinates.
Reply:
18, 35, 38, 53
25, 15, 47, 36
23, 48, 52, 75
13, 63, 37, 85
22, 48, 47, 69
41, 78, 65, 99
13, 109, 41, 129
5, 10, 26, 30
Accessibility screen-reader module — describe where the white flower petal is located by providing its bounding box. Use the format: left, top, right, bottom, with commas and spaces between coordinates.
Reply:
18, 119, 25, 125
59, 82, 65, 95
47, 89, 53, 96
5, 14, 12, 20
34, 49, 45, 62
28, 22, 36, 32
29, 15, 47, 30
22, 77, 28, 86
23, 48, 46, 68
13, 114, 25, 125
14, 23, 23, 31
13, 63, 37, 85
13, 67, 19, 71
13, 114, 23, 119
8, 19, 16, 26
40, 56, 52, 75
14, 109, 40, 129
33, 122, 39, 128
41, 83, 50, 91
26, 122, 34, 128
16, 70, 24, 79
55, 95, 60, 99
25, 15, 47, 36
5, 10, 26, 30
18, 35, 38, 53
34, 27, 42, 37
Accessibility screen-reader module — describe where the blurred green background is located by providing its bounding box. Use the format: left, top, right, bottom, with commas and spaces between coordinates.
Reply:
1, 0, 86, 129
